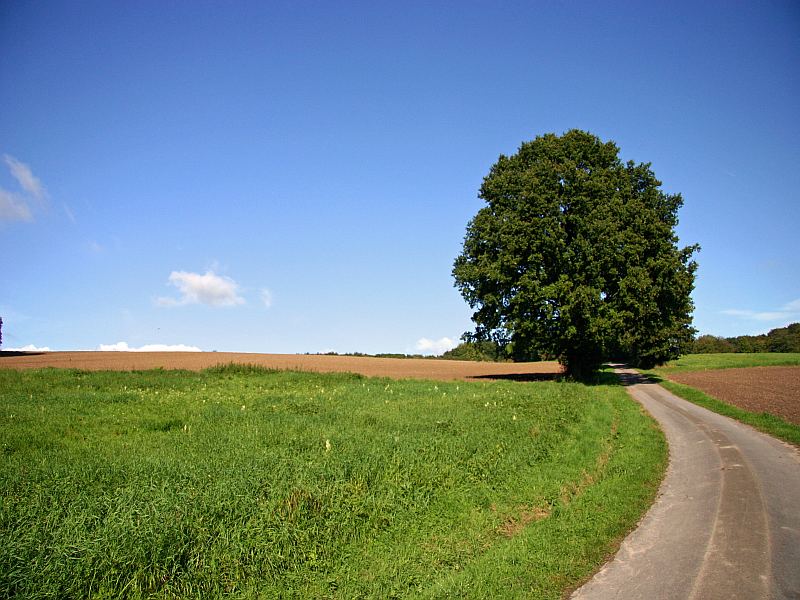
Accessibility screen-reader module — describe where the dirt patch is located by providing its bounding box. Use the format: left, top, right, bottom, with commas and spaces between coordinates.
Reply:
668, 366, 800, 425
0, 351, 563, 382
498, 505, 551, 538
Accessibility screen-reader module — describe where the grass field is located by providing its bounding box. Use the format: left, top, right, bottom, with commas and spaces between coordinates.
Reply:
0, 365, 665, 599
652, 352, 800, 373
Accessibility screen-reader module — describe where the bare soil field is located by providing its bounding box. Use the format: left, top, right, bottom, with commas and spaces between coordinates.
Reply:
668, 366, 800, 425
0, 351, 563, 382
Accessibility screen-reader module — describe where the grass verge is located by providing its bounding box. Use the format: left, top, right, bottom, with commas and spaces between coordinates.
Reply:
1, 366, 665, 598
653, 352, 800, 373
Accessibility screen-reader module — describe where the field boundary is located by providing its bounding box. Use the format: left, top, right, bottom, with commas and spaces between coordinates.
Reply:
638, 371, 800, 446
0, 351, 564, 381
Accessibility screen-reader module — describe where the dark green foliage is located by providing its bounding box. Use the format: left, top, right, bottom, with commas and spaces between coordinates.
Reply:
453, 130, 698, 378
766, 323, 800, 352
0, 316, 3, 348
692, 335, 737, 353
692, 323, 800, 354
441, 341, 507, 362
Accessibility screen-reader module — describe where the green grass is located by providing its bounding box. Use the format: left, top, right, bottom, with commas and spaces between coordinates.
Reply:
653, 352, 800, 372
1, 366, 666, 599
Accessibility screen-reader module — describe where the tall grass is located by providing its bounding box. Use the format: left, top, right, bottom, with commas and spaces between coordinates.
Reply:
1, 367, 665, 598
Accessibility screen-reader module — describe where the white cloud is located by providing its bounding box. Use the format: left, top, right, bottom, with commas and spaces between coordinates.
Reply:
260, 288, 273, 308
157, 270, 245, 307
5, 344, 51, 352
98, 342, 201, 352
722, 298, 800, 323
415, 336, 458, 355
0, 154, 48, 222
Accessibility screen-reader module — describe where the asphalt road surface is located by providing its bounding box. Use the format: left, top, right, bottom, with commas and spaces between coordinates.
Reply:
572, 368, 800, 600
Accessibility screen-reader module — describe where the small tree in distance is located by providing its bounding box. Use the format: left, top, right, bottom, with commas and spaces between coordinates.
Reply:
0, 316, 3, 349
453, 130, 699, 379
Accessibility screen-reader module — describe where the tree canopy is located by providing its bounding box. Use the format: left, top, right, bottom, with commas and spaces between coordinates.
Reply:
453, 130, 698, 378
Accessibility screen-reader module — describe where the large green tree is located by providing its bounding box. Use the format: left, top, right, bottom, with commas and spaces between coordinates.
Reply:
453, 130, 698, 378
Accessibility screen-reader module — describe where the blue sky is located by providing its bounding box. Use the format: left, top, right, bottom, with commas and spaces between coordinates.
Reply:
2, 1, 798, 354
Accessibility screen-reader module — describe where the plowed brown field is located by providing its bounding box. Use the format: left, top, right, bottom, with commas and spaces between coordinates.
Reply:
0, 351, 563, 382
668, 366, 800, 425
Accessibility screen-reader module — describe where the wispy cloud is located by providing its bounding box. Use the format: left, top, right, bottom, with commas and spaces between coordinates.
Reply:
415, 336, 457, 355
0, 154, 48, 222
98, 342, 201, 352
722, 298, 800, 323
4, 154, 46, 200
721, 309, 787, 321
157, 270, 245, 307
783, 299, 800, 312
0, 189, 33, 222
260, 288, 273, 308
63, 203, 77, 224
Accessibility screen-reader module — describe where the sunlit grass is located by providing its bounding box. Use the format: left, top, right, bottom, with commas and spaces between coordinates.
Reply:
655, 352, 800, 372
1, 366, 665, 598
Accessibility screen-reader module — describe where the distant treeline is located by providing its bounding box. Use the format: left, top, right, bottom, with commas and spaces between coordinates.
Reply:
307, 352, 433, 360
692, 323, 800, 354
440, 325, 800, 359
306, 345, 506, 361
441, 341, 508, 362
309, 323, 800, 363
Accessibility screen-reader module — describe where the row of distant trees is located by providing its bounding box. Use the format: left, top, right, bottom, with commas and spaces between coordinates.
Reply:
692, 323, 800, 354
443, 323, 800, 362
441, 341, 507, 362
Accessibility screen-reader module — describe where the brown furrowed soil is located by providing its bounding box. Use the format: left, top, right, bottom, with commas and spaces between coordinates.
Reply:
668, 366, 800, 425
0, 351, 563, 382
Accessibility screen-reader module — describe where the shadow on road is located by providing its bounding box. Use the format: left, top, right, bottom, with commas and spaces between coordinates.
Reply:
609, 365, 663, 386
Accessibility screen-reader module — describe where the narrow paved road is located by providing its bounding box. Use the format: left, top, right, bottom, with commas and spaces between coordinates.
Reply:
572, 368, 800, 600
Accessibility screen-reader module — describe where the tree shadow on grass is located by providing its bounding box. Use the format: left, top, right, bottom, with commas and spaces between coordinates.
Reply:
469, 372, 564, 383
470, 370, 628, 385
465, 365, 668, 386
